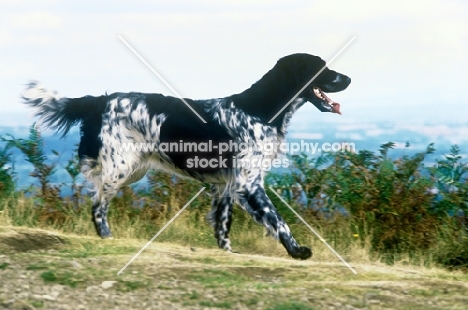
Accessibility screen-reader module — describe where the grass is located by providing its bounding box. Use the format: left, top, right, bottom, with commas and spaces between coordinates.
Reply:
29, 300, 44, 308
40, 270, 57, 282
0, 187, 467, 273
0, 193, 369, 263
40, 270, 85, 288
188, 269, 247, 288
117, 280, 151, 292
1, 226, 468, 309
246, 297, 260, 306
198, 301, 232, 308
188, 290, 200, 299
26, 263, 49, 270
267, 302, 315, 310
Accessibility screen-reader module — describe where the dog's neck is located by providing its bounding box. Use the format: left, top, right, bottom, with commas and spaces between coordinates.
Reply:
276, 97, 307, 138
231, 70, 307, 138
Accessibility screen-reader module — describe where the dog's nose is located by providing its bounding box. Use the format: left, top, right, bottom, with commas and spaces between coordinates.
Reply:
334, 74, 351, 86
345, 76, 351, 85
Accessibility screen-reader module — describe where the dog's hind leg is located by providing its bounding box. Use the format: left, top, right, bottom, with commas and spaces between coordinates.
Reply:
82, 157, 140, 239
90, 165, 148, 238
207, 184, 235, 252
236, 177, 312, 260
90, 183, 120, 239
81, 162, 116, 238
80, 160, 110, 238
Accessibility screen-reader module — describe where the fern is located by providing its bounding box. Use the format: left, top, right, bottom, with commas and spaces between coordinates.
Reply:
2, 124, 57, 199
0, 145, 15, 197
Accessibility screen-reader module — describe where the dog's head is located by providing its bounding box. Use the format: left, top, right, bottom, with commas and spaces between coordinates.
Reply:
275, 53, 351, 114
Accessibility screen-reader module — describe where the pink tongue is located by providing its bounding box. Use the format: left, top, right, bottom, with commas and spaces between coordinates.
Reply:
331, 103, 341, 115
321, 91, 342, 115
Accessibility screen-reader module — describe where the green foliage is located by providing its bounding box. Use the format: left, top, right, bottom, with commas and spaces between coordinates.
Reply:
29, 300, 44, 308
0, 145, 14, 197
268, 142, 467, 266
64, 144, 83, 209
146, 169, 209, 210
2, 124, 59, 202
40, 270, 84, 287
332, 143, 439, 258
40, 270, 57, 282
1, 131, 467, 270
430, 145, 468, 216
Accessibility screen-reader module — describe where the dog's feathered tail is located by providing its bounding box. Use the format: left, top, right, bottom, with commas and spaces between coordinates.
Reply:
22, 81, 107, 137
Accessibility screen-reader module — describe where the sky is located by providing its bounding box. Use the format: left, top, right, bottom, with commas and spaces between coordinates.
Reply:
1, 0, 467, 146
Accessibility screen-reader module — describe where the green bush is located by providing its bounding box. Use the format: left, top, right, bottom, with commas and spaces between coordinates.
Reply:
1, 125, 467, 270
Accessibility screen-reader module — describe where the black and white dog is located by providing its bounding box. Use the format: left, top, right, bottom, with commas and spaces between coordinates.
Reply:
23, 53, 350, 259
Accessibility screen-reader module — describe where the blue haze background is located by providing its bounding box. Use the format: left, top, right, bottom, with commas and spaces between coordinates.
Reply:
0, 1, 467, 192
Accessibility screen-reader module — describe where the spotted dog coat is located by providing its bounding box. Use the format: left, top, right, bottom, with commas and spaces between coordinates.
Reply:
23, 53, 351, 259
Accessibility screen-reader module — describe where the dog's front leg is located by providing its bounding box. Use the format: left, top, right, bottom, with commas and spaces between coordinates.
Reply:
237, 181, 312, 260
207, 184, 235, 252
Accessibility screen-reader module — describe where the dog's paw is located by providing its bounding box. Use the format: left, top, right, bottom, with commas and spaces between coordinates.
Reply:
291, 246, 312, 260
99, 229, 113, 239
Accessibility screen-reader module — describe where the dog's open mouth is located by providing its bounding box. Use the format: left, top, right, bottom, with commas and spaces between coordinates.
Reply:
313, 86, 341, 115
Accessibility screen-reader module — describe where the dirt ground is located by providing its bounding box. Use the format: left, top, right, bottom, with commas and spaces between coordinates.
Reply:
0, 226, 467, 310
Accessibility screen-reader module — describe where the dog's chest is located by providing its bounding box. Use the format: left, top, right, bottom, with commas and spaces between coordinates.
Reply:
214, 100, 281, 159
248, 122, 278, 158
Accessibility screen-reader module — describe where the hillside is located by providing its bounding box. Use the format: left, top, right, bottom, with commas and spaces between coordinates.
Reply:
1, 226, 467, 310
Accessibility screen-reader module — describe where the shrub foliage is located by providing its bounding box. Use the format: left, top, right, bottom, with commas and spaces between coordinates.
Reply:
1, 127, 467, 269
